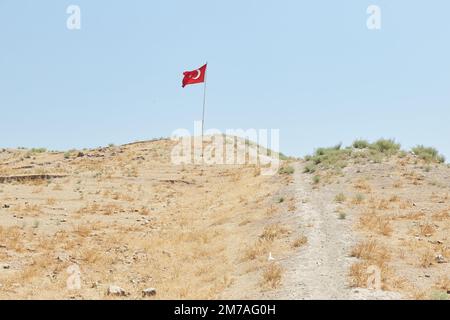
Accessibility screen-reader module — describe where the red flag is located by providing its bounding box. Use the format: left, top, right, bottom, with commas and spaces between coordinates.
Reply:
182, 64, 207, 88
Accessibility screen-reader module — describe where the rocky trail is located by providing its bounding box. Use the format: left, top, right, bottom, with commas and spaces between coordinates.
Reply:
265, 162, 403, 300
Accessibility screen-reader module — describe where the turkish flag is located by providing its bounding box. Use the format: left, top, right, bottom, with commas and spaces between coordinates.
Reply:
182, 64, 207, 88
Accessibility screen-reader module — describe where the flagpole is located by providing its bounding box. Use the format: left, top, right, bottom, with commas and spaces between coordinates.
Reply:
201, 62, 207, 158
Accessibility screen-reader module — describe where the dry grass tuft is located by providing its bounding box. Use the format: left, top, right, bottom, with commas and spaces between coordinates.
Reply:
260, 224, 289, 241
261, 263, 283, 289
292, 235, 308, 248
418, 223, 436, 237
359, 211, 393, 236
243, 240, 270, 261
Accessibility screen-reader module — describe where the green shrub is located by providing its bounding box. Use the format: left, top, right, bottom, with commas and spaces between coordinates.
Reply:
31, 148, 47, 153
370, 139, 401, 155
353, 139, 370, 149
313, 175, 320, 184
306, 144, 350, 171
303, 163, 316, 174
412, 145, 445, 163
334, 193, 346, 203
278, 165, 295, 175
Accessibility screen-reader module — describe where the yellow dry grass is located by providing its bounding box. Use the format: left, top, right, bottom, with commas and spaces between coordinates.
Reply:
0, 139, 298, 299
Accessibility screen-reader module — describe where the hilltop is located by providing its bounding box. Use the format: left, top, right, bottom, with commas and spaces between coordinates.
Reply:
0, 138, 449, 299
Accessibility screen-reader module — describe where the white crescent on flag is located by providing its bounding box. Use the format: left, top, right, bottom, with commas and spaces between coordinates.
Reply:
192, 69, 201, 80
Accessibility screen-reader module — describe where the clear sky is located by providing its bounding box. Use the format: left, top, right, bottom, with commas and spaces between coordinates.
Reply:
1, 1, 449, 159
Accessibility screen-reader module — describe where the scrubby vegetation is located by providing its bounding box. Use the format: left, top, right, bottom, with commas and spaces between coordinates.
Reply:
352, 139, 370, 149
278, 165, 295, 175
303, 139, 446, 176
369, 139, 401, 155
412, 145, 446, 163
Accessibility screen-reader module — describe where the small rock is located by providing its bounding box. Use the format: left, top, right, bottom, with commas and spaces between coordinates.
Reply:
142, 288, 157, 297
56, 252, 70, 262
435, 254, 446, 264
1, 263, 10, 270
107, 285, 127, 296
2, 204, 10, 209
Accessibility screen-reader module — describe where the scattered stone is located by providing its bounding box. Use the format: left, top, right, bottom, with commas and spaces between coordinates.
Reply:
2, 204, 10, 209
435, 254, 446, 264
162, 250, 172, 257
107, 285, 127, 296
56, 252, 70, 262
0, 263, 10, 270
142, 288, 157, 297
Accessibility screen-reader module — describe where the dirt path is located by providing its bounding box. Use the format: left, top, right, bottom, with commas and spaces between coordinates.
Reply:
266, 162, 402, 300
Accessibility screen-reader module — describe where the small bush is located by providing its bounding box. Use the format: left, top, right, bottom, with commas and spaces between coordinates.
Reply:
412, 145, 445, 163
353, 139, 370, 149
303, 163, 316, 174
370, 139, 401, 155
313, 175, 320, 184
306, 144, 351, 172
31, 148, 47, 153
334, 193, 346, 203
278, 165, 295, 175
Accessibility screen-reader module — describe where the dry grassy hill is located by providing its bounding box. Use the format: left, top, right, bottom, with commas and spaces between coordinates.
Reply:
0, 138, 299, 299
0, 138, 448, 299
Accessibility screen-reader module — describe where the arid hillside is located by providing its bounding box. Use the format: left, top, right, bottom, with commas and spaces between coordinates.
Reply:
266, 140, 449, 300
0, 138, 299, 299
0, 138, 449, 300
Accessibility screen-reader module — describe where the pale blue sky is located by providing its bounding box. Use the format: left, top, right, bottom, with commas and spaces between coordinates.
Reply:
1, 1, 449, 159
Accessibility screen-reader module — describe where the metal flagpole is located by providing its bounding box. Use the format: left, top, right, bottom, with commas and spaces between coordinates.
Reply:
201, 62, 208, 158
